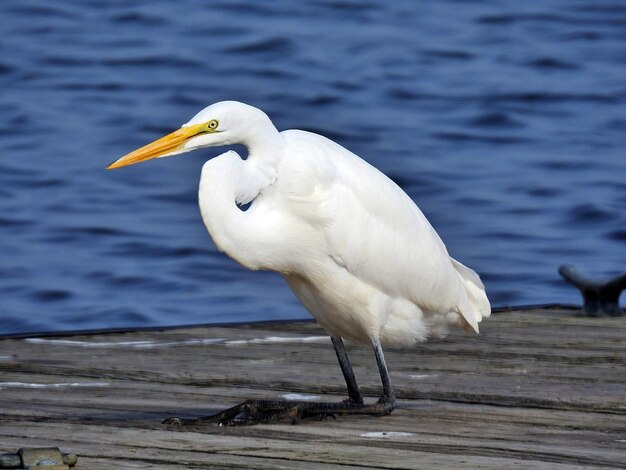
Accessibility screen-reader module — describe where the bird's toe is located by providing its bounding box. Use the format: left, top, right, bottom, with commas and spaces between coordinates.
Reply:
162, 416, 184, 426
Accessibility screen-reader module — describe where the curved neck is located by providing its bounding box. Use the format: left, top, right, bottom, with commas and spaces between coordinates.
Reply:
243, 124, 284, 174
228, 126, 282, 204
198, 118, 287, 271
199, 152, 283, 271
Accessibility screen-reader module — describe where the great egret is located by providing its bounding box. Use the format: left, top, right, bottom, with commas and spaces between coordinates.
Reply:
107, 101, 490, 425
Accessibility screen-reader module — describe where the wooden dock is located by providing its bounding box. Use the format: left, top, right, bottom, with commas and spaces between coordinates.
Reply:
1, 307, 624, 469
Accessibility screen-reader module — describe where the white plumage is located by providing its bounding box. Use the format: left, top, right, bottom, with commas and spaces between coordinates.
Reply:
108, 100, 490, 423
192, 103, 490, 347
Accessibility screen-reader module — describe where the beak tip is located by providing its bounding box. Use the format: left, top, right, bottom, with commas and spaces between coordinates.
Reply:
105, 125, 195, 171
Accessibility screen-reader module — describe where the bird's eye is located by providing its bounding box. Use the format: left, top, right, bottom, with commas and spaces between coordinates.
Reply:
207, 119, 219, 130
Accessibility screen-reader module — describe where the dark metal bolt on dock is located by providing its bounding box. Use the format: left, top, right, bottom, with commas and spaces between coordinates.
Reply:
559, 265, 626, 316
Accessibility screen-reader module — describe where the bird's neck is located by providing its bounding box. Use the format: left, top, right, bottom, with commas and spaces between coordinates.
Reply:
241, 127, 284, 193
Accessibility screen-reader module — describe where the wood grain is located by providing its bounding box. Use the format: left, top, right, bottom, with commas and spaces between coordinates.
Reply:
1, 308, 624, 469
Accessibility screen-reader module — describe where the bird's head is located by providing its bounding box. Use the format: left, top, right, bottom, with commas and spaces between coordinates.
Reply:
106, 101, 273, 169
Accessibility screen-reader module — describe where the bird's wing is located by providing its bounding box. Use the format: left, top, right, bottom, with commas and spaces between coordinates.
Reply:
281, 130, 489, 330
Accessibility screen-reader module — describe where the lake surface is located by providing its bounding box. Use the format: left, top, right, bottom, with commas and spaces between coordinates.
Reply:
1, 0, 624, 334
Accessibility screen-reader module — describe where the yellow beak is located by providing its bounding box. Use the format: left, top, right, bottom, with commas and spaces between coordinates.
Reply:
106, 123, 207, 170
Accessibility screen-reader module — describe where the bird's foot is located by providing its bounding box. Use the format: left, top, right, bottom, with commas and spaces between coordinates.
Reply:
163, 397, 395, 427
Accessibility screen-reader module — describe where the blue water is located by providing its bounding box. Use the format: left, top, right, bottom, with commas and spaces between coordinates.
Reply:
1, 1, 624, 334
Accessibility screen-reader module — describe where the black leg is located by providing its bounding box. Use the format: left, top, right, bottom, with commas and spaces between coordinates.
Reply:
331, 336, 363, 404
372, 338, 395, 406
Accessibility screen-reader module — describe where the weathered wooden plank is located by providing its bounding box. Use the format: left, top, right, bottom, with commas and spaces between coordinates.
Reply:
0, 421, 620, 470
0, 309, 625, 469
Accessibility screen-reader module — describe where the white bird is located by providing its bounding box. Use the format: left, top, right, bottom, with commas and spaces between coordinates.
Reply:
107, 101, 490, 425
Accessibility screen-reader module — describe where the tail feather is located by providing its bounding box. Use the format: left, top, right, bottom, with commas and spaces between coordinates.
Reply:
451, 258, 491, 333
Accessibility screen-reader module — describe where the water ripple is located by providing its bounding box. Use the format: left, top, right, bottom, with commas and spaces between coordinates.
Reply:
1, 0, 624, 334
31, 290, 73, 302
226, 37, 294, 55
565, 204, 620, 225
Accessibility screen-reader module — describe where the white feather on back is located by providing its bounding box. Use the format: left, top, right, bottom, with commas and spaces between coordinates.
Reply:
278, 130, 489, 341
